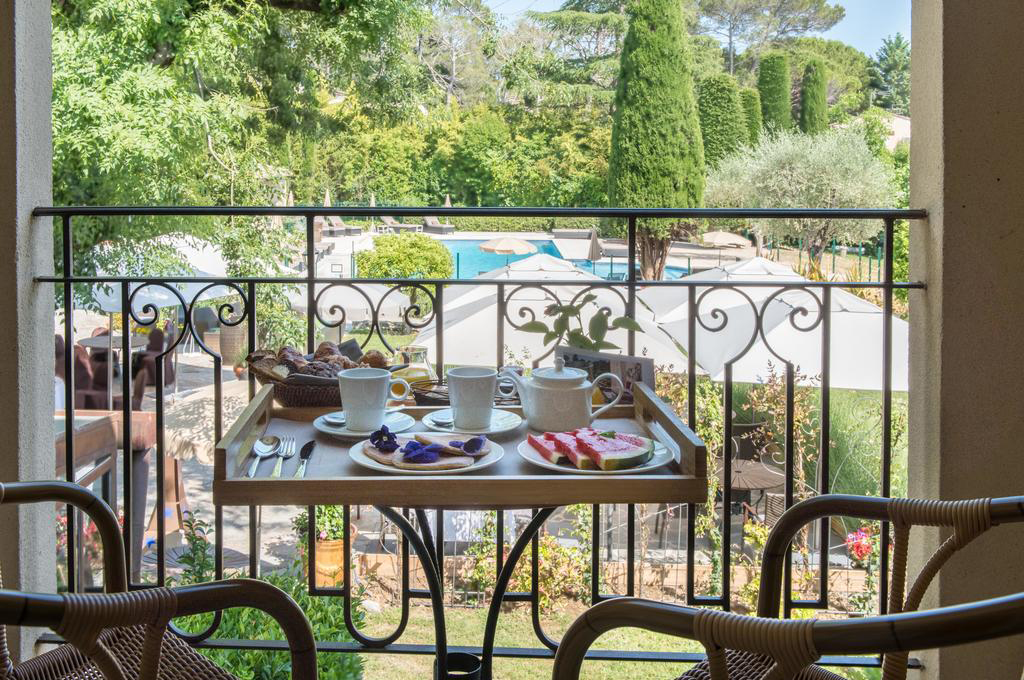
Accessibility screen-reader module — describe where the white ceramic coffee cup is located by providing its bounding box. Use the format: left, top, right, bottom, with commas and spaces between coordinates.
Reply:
338, 367, 411, 432
447, 367, 497, 430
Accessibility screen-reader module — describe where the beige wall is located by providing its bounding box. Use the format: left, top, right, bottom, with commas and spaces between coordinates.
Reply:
0, 0, 55, 661
910, 0, 1024, 676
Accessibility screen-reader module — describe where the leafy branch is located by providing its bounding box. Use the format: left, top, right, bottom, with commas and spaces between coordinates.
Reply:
518, 293, 642, 351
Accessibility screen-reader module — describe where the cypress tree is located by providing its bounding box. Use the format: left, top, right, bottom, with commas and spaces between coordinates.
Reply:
608, 0, 704, 280
740, 87, 762, 145
698, 73, 748, 167
757, 51, 793, 131
799, 58, 829, 134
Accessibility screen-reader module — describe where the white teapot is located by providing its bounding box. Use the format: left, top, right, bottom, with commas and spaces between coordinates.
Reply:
500, 357, 625, 432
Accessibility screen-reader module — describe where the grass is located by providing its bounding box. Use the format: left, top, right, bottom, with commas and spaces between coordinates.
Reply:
343, 330, 418, 355
359, 603, 702, 680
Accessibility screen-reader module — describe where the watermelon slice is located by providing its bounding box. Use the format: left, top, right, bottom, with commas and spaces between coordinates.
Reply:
545, 431, 596, 470
573, 429, 655, 471
527, 433, 566, 465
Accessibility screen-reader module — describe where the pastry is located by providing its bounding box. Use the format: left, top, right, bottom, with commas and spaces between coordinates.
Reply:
360, 349, 388, 369
314, 341, 341, 361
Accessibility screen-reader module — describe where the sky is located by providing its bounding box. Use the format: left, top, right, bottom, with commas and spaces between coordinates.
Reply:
485, 0, 911, 58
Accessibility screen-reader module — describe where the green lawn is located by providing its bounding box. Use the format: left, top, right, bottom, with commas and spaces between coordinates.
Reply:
359, 603, 702, 680
357, 604, 878, 680
343, 330, 418, 355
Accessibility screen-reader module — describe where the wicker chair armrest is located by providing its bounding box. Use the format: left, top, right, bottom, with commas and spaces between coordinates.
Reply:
756, 493, 1024, 617
552, 593, 1024, 680
1, 579, 316, 680
0, 481, 126, 592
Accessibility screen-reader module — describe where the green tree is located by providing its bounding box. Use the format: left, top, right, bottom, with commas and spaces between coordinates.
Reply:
698, 74, 749, 167
697, 0, 763, 73
739, 87, 763, 144
870, 33, 911, 115
798, 57, 828, 133
608, 0, 705, 280
757, 51, 792, 130
705, 127, 892, 263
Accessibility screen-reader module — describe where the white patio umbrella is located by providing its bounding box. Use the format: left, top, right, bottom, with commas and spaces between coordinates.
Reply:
702, 230, 751, 248
649, 258, 909, 391
479, 237, 538, 256
639, 257, 803, 324
414, 254, 686, 369
587, 229, 603, 261
286, 282, 410, 323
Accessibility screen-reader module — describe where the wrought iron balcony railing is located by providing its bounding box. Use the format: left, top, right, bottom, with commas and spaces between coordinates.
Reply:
35, 205, 926, 672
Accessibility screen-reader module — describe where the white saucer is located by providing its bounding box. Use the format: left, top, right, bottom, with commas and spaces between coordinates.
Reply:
313, 411, 415, 439
349, 434, 504, 476
516, 438, 673, 475
323, 407, 402, 427
421, 408, 523, 436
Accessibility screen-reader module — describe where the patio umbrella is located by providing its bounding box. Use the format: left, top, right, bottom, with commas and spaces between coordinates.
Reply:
413, 254, 686, 369
647, 258, 909, 391
286, 282, 410, 323
639, 257, 803, 324
444, 194, 452, 208
702, 230, 751, 248
587, 229, 603, 262
479, 237, 538, 256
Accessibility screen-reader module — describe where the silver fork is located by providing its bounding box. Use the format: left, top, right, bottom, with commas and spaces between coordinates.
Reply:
270, 437, 296, 478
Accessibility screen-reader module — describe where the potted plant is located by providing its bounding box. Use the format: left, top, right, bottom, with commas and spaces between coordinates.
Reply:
292, 505, 358, 587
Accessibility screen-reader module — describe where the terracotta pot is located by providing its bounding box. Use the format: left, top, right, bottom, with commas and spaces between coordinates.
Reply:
311, 524, 359, 587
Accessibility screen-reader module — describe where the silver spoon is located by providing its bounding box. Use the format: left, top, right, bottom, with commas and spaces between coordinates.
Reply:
271, 437, 296, 478
246, 435, 280, 478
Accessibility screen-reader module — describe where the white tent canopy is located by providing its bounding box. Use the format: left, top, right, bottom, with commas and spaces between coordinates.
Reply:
646, 258, 909, 391
414, 254, 686, 369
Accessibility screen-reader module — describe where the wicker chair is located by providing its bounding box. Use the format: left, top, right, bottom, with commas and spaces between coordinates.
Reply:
553, 493, 1024, 680
0, 481, 316, 680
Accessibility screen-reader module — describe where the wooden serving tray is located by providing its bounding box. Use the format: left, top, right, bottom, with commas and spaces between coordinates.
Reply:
214, 383, 707, 510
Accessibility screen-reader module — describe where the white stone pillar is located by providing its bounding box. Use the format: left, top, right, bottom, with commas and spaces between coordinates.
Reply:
0, 0, 55, 661
910, 0, 1024, 676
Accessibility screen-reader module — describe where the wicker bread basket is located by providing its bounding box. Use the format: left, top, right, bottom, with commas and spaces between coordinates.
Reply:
248, 358, 342, 408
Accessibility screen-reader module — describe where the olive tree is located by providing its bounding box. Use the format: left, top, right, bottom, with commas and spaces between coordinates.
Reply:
705, 127, 892, 262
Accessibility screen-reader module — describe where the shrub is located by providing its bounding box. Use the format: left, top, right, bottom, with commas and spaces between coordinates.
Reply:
608, 0, 705, 279
444, 216, 599, 233
799, 58, 829, 134
758, 51, 793, 131
173, 514, 364, 680
698, 73, 749, 168
355, 232, 453, 280
740, 87, 763, 146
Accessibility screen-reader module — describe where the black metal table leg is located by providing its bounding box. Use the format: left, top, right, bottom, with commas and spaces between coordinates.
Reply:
481, 507, 558, 680
377, 506, 456, 679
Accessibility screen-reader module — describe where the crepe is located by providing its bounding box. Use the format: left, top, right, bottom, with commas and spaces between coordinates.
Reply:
364, 444, 398, 466
391, 452, 475, 470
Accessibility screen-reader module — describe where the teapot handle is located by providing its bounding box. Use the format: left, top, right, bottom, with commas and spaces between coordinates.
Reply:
496, 368, 521, 398
589, 373, 625, 422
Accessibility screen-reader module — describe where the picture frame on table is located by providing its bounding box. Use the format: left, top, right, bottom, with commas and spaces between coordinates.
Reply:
554, 346, 655, 405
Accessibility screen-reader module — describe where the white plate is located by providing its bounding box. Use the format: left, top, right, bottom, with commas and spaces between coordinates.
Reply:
422, 408, 523, 436
516, 438, 673, 475
349, 434, 504, 476
313, 412, 415, 439
322, 407, 402, 427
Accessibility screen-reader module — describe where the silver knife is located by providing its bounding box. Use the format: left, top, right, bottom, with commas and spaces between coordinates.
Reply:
293, 440, 317, 478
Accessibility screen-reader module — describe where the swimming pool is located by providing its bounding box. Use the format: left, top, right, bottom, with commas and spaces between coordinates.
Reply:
445, 239, 564, 278
442, 239, 688, 280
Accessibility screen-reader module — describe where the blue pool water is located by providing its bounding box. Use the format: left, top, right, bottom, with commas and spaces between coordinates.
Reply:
443, 239, 688, 280
446, 239, 564, 278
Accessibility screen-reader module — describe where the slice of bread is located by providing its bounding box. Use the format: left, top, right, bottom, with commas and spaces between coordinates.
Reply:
392, 453, 475, 470
414, 433, 491, 457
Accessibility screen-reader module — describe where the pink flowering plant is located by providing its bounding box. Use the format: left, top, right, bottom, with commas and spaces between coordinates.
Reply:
845, 524, 879, 614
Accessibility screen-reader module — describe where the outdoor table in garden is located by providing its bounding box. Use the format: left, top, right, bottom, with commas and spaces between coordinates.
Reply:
214, 382, 707, 680
77, 334, 148, 409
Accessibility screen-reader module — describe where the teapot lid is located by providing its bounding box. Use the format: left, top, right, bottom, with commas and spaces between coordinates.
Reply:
532, 357, 588, 387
